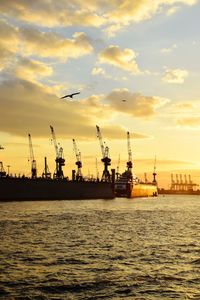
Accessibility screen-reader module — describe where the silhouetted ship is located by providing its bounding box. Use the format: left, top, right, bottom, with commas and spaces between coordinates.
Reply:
114, 132, 158, 198
0, 176, 115, 201
115, 170, 158, 198
158, 173, 200, 195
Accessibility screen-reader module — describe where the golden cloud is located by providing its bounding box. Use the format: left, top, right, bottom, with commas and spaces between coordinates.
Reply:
162, 68, 188, 83
174, 102, 194, 110
99, 45, 140, 74
0, 0, 197, 36
106, 88, 169, 118
19, 29, 93, 60
15, 58, 53, 82
92, 67, 106, 75
0, 77, 157, 139
0, 19, 18, 70
0, 0, 105, 28
176, 117, 200, 127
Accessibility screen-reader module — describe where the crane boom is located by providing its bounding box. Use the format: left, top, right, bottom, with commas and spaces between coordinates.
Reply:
50, 125, 59, 157
28, 133, 37, 179
96, 125, 105, 158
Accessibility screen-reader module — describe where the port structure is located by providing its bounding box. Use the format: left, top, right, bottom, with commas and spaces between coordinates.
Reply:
72, 138, 83, 181
0, 161, 6, 177
152, 155, 157, 184
96, 125, 111, 182
171, 174, 198, 191
127, 132, 133, 172
42, 157, 51, 179
28, 133, 37, 179
50, 125, 65, 179
116, 154, 120, 180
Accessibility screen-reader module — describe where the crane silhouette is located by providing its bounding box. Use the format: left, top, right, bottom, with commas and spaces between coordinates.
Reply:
60, 92, 80, 99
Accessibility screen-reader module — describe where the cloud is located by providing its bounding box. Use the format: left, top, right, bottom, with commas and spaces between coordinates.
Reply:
0, 0, 197, 37
92, 67, 106, 76
0, 19, 18, 70
106, 88, 169, 118
161, 44, 177, 53
162, 68, 188, 83
0, 76, 161, 140
19, 29, 93, 61
97, 126, 152, 140
174, 102, 194, 110
176, 117, 200, 128
15, 58, 53, 82
166, 6, 179, 15
99, 45, 140, 74
0, 0, 105, 28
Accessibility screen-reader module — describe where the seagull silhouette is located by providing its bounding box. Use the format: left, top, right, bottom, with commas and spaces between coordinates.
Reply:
60, 92, 80, 99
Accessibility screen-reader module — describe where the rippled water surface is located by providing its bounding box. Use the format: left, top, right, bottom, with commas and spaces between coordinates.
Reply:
1, 196, 200, 299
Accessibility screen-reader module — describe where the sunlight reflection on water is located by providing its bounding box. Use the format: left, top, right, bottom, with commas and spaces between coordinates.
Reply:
0, 195, 200, 299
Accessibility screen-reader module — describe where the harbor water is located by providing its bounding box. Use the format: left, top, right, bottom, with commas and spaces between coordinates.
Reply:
0, 195, 200, 299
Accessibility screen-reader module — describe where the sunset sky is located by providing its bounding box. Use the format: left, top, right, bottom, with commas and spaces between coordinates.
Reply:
0, 0, 200, 188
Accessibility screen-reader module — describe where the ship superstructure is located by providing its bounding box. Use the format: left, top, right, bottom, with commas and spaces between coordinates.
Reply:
115, 132, 158, 198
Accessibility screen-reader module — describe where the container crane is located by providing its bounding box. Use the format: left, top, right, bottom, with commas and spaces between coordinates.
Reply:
28, 133, 37, 179
50, 125, 65, 179
72, 138, 83, 181
96, 125, 111, 182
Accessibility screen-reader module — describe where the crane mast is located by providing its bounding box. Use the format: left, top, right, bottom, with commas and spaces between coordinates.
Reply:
96, 125, 111, 182
127, 131, 133, 172
153, 155, 157, 184
28, 133, 37, 179
72, 138, 83, 181
116, 154, 120, 179
50, 125, 65, 179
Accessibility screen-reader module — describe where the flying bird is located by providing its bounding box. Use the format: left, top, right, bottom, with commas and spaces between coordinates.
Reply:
60, 92, 80, 99
122, 99, 127, 102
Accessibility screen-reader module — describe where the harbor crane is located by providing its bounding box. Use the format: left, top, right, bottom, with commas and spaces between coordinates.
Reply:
153, 155, 157, 184
116, 154, 120, 179
127, 132, 133, 172
96, 125, 111, 182
72, 138, 83, 181
28, 133, 37, 179
50, 125, 65, 179
42, 157, 51, 179
0, 161, 6, 177
126, 131, 133, 181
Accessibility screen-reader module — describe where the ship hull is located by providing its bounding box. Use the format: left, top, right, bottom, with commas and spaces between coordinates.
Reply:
115, 181, 158, 198
131, 183, 158, 198
158, 188, 200, 196
0, 178, 115, 201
